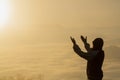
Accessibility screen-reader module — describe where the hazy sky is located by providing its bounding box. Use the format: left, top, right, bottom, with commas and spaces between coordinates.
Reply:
0, 0, 120, 80
10, 0, 120, 26
0, 0, 120, 46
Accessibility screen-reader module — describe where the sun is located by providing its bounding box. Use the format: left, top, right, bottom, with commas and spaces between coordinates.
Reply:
0, 0, 11, 27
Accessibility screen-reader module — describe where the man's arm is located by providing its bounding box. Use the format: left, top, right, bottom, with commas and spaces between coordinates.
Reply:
73, 44, 97, 60
70, 36, 97, 60
78, 50, 98, 60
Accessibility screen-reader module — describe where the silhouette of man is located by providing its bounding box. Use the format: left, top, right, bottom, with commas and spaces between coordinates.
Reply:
70, 35, 104, 80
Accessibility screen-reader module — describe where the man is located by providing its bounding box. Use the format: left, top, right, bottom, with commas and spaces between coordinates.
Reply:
70, 36, 104, 80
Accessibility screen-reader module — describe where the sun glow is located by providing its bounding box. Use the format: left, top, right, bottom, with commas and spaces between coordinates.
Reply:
0, 0, 11, 27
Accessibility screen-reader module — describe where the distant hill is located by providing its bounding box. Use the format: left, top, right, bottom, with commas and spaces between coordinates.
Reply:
104, 46, 120, 60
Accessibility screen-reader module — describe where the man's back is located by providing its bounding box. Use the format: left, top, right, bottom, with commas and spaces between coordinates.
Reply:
87, 50, 104, 80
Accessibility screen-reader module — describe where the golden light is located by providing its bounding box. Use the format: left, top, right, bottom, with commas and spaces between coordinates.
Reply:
0, 0, 11, 27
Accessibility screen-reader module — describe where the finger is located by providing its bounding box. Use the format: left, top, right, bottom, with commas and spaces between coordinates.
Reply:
70, 36, 74, 43
70, 36, 73, 42
70, 36, 76, 44
72, 38, 76, 44
81, 35, 85, 42
70, 36, 73, 40
81, 35, 83, 40
86, 36, 87, 42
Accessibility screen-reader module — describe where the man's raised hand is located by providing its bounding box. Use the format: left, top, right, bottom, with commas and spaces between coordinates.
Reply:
70, 36, 76, 45
70, 36, 81, 53
81, 35, 87, 44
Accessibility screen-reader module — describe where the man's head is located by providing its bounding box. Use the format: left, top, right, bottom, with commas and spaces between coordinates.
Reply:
93, 38, 104, 50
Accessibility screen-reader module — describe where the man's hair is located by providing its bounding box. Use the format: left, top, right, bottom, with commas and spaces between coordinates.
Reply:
93, 38, 104, 50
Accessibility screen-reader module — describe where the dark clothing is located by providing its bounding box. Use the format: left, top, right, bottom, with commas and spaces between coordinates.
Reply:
87, 50, 104, 80
73, 44, 104, 80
